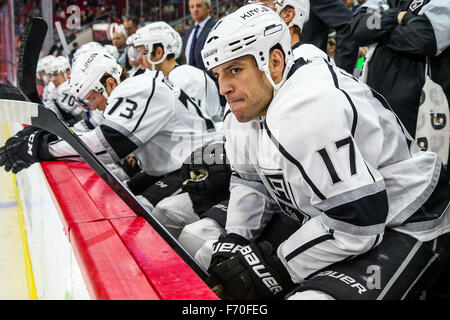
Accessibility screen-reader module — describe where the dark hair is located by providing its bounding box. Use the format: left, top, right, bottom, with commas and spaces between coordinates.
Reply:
99, 65, 129, 87
269, 43, 287, 74
293, 25, 301, 37
125, 15, 139, 27
151, 43, 175, 60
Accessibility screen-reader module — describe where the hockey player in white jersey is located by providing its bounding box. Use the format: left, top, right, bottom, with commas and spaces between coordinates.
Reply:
0, 50, 220, 204
195, 4, 450, 300
127, 22, 227, 239
176, 0, 326, 271
38, 55, 57, 110
133, 21, 222, 122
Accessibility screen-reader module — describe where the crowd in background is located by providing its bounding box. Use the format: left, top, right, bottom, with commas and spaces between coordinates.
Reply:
11, 0, 363, 47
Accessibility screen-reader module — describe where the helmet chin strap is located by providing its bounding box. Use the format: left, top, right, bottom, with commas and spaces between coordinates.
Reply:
261, 64, 285, 97
147, 50, 167, 71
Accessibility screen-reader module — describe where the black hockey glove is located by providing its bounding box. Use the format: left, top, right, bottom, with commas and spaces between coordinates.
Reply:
180, 142, 232, 214
0, 129, 56, 174
208, 241, 294, 300
209, 233, 251, 269
401, 0, 431, 24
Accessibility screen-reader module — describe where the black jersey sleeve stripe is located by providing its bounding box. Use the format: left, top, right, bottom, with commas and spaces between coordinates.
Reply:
263, 119, 327, 201
100, 124, 139, 159
84, 118, 96, 130
286, 57, 308, 80
404, 165, 450, 224
364, 160, 376, 183
285, 232, 335, 262
324, 189, 389, 227
131, 73, 157, 133
179, 89, 215, 130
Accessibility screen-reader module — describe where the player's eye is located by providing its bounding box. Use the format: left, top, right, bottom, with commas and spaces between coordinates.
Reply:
230, 68, 241, 75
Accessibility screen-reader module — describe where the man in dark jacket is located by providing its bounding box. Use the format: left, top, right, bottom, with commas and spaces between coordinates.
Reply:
351, 0, 450, 300
245, 0, 359, 73
183, 0, 216, 71
350, 0, 450, 139
299, 0, 359, 73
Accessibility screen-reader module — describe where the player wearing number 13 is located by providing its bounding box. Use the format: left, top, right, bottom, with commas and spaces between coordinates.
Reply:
0, 48, 220, 183
203, 4, 450, 300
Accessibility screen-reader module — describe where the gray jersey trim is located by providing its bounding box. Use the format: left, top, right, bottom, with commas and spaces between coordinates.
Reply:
320, 213, 385, 236
101, 118, 143, 147
314, 180, 386, 212
230, 174, 271, 197
399, 202, 450, 233
388, 157, 442, 227
233, 170, 263, 182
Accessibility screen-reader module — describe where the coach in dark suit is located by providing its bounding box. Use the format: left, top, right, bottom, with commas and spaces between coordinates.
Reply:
183, 0, 216, 71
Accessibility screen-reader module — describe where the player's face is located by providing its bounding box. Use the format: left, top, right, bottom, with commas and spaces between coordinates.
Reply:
50, 72, 66, 87
189, 0, 210, 23
86, 90, 107, 110
136, 45, 151, 69
212, 55, 273, 123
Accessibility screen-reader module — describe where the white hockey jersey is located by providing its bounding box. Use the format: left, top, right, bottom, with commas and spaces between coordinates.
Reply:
168, 64, 222, 122
48, 70, 222, 176
42, 82, 61, 118
224, 46, 450, 283
71, 108, 104, 133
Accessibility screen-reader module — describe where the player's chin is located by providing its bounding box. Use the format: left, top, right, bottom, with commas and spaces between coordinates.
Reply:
232, 111, 253, 123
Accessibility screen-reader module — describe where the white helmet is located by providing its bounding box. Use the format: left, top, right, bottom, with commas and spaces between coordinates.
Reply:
274, 0, 310, 30
37, 55, 56, 74
48, 56, 71, 75
133, 21, 182, 70
201, 3, 293, 93
69, 49, 123, 100
103, 44, 119, 60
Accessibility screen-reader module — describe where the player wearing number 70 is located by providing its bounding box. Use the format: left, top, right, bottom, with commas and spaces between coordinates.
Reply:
202, 4, 450, 300
47, 55, 85, 125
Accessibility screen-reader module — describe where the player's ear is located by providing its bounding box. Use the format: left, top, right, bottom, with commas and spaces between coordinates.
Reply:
269, 48, 284, 84
157, 46, 165, 59
105, 77, 118, 94
280, 7, 295, 25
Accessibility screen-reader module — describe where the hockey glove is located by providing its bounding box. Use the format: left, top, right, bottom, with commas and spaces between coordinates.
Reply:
209, 233, 251, 269
0, 129, 56, 174
181, 142, 232, 214
208, 241, 294, 300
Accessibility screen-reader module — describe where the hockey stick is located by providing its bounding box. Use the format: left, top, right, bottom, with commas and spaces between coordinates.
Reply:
5, 17, 210, 281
